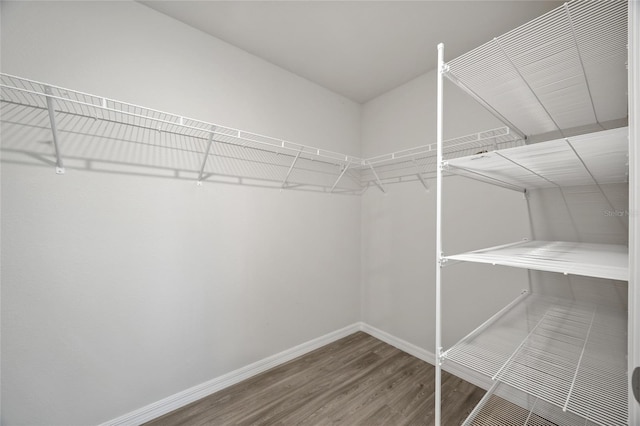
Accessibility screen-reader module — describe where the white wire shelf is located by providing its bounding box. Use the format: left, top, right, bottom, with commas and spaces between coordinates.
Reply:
0, 73, 363, 193
464, 382, 600, 426
445, 0, 627, 140
444, 293, 628, 426
445, 127, 629, 193
1, 73, 532, 194
445, 240, 628, 281
359, 127, 524, 189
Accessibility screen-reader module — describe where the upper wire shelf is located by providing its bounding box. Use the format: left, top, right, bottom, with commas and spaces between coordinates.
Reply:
0, 73, 363, 194
444, 0, 628, 142
1, 73, 528, 194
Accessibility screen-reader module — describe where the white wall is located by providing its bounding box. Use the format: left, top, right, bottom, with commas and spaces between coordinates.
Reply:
360, 69, 531, 352
1, 2, 361, 425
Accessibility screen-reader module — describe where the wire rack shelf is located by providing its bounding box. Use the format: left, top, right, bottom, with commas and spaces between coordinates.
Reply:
445, 0, 628, 141
444, 293, 627, 426
445, 127, 629, 193
464, 382, 600, 426
0, 73, 364, 193
1, 73, 530, 194
445, 240, 628, 281
359, 127, 524, 189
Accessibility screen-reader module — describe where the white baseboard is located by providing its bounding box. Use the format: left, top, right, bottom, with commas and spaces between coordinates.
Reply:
359, 322, 436, 365
102, 322, 491, 426
358, 323, 492, 391
101, 323, 361, 426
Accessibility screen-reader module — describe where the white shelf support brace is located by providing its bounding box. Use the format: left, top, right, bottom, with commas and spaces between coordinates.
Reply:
281, 148, 302, 190
330, 162, 350, 193
413, 158, 429, 191
443, 71, 526, 142
435, 42, 445, 426
367, 162, 386, 193
43, 86, 65, 174
493, 37, 565, 138
197, 126, 216, 186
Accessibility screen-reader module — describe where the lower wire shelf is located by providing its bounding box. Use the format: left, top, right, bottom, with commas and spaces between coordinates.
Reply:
464, 382, 600, 426
444, 293, 627, 426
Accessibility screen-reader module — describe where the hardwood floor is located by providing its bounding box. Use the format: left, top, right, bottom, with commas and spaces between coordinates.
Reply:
145, 332, 485, 426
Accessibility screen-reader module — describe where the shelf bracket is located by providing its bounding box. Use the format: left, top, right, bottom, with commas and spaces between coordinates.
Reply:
196, 126, 216, 186
564, 3, 603, 130
437, 346, 444, 366
565, 138, 628, 231
446, 163, 527, 193
443, 70, 527, 142
281, 148, 302, 191
330, 162, 350, 193
439, 256, 464, 268
367, 162, 386, 193
43, 86, 65, 174
413, 159, 429, 191
493, 37, 565, 138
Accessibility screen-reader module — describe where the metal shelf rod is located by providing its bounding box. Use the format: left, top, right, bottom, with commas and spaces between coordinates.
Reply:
446, 163, 527, 193
442, 290, 529, 360
435, 41, 445, 426
197, 126, 216, 185
43, 86, 65, 174
281, 148, 302, 190
442, 70, 526, 141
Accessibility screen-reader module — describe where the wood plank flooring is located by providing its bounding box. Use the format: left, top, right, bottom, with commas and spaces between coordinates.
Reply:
145, 332, 485, 426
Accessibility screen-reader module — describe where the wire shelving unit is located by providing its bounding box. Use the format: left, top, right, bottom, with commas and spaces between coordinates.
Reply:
434, 1, 630, 425
1, 73, 524, 195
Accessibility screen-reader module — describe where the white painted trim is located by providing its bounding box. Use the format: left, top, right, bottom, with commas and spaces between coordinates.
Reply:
628, 0, 640, 423
100, 323, 361, 426
358, 323, 492, 391
359, 322, 436, 364
101, 322, 494, 426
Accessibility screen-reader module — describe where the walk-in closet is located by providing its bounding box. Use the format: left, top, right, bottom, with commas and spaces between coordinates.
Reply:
1, 1, 638, 425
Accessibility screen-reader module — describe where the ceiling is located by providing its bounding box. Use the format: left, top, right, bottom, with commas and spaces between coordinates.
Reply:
140, 1, 563, 104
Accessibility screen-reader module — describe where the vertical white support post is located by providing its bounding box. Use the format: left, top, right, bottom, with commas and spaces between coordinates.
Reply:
628, 0, 640, 423
197, 126, 216, 186
44, 86, 65, 174
435, 42, 445, 426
